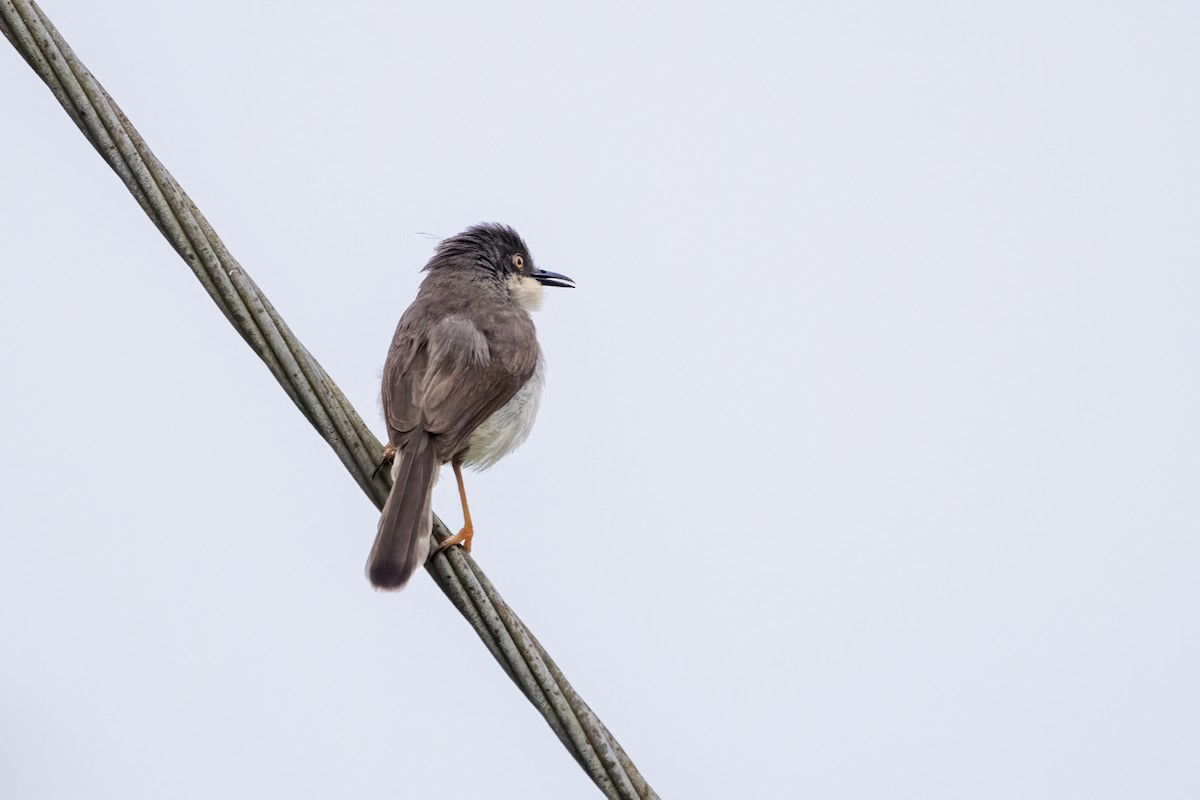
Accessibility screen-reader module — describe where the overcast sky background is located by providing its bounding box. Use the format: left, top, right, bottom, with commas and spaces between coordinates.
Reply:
2, 2, 1198, 798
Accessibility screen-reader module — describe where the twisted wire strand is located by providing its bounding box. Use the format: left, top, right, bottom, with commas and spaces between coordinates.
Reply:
1, 3, 657, 798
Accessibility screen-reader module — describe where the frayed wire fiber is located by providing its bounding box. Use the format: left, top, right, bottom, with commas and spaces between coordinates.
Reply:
0, 3, 657, 798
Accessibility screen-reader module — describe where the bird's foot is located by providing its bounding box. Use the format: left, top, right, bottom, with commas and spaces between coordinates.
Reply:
436, 523, 474, 554
372, 443, 397, 480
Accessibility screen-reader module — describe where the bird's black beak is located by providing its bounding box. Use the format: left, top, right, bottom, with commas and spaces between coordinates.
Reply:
532, 268, 575, 288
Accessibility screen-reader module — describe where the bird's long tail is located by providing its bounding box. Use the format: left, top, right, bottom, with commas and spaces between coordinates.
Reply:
367, 435, 438, 590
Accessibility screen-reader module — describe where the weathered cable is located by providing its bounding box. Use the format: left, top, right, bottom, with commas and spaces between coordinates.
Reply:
0, 3, 658, 798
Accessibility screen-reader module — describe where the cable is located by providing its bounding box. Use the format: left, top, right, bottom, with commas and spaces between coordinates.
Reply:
1, 3, 657, 797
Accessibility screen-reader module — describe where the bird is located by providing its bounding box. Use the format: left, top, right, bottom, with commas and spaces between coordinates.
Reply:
367, 223, 574, 590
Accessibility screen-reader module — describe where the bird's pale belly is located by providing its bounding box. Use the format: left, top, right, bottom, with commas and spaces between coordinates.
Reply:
461, 358, 545, 469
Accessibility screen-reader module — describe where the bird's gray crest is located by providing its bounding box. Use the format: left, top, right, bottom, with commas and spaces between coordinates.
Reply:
423, 222, 533, 278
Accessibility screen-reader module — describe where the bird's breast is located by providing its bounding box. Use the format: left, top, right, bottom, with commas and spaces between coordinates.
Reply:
461, 357, 545, 469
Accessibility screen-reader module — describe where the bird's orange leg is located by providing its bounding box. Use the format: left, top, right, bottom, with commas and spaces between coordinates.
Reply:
436, 460, 474, 553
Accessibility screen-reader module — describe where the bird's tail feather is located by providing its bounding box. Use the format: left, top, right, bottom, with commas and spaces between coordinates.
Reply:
367, 435, 437, 590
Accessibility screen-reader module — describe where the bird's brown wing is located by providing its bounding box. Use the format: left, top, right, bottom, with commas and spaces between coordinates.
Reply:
383, 312, 537, 463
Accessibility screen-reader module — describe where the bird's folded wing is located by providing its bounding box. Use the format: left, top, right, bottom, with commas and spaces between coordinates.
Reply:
383, 315, 536, 460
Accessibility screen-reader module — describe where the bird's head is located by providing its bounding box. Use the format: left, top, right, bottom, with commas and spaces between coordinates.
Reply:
425, 223, 574, 311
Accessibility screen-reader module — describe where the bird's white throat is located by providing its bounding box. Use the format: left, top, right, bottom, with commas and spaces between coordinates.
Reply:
509, 274, 544, 312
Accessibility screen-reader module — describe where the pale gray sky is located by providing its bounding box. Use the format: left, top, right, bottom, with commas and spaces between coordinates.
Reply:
2, 1, 1199, 798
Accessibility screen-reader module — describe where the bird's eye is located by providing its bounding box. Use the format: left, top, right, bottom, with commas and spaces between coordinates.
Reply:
512, 254, 524, 271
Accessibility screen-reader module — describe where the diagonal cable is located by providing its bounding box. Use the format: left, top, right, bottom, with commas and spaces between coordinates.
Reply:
0, 3, 657, 798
